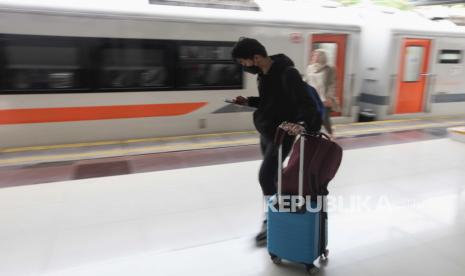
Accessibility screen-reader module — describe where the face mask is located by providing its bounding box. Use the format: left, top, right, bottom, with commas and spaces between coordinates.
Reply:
243, 65, 261, 75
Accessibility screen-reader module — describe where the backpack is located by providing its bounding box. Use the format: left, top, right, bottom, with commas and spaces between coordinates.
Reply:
282, 67, 325, 121
304, 82, 326, 120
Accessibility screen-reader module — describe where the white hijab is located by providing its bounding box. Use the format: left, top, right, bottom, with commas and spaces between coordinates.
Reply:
306, 49, 329, 101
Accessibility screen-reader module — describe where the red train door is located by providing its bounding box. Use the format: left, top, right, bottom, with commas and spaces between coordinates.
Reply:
395, 39, 431, 114
310, 34, 347, 116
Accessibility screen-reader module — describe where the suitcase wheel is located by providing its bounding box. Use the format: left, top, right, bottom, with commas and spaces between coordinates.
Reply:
320, 249, 329, 261
270, 254, 282, 265
324, 249, 329, 258
306, 264, 320, 275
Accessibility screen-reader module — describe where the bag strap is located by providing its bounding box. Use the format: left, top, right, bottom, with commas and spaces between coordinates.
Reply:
319, 199, 328, 257
281, 66, 296, 103
324, 66, 331, 97
324, 66, 337, 104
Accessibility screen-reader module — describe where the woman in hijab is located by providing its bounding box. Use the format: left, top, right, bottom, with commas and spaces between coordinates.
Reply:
305, 49, 339, 138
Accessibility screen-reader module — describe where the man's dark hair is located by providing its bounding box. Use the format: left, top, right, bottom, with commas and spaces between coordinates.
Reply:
231, 37, 268, 60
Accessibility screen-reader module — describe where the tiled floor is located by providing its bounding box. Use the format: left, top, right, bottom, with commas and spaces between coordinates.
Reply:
0, 137, 464, 275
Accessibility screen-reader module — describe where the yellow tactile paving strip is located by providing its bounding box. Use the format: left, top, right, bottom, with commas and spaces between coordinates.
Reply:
0, 131, 257, 154
449, 127, 465, 135
1, 115, 464, 167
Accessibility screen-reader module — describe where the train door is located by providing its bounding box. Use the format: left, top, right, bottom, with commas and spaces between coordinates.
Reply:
395, 38, 431, 114
310, 34, 347, 116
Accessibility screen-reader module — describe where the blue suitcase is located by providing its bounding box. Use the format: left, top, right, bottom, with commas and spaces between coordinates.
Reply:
267, 135, 328, 275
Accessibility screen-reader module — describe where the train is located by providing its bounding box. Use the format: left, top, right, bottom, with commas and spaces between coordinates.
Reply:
0, 0, 464, 148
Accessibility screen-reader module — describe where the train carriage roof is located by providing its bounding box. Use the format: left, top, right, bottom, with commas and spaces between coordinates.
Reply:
0, 0, 362, 31
349, 3, 465, 37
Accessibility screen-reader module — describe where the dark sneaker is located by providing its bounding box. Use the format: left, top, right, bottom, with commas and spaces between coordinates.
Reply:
255, 220, 267, 247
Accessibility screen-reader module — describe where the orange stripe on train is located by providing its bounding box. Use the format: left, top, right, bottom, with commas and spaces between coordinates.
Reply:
0, 102, 207, 125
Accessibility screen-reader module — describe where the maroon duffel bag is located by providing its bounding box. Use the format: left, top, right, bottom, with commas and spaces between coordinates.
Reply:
275, 128, 343, 198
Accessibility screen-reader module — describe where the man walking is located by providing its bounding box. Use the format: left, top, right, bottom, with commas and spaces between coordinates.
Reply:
231, 37, 322, 246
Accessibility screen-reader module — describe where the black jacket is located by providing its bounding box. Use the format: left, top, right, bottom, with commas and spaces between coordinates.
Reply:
248, 54, 322, 139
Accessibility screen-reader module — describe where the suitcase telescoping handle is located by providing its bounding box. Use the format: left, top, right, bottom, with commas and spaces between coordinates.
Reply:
275, 126, 305, 200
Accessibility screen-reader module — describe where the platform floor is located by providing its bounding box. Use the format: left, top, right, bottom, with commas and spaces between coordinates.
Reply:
1, 137, 464, 276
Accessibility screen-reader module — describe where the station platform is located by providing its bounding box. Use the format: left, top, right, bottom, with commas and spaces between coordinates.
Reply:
1, 114, 465, 169
1, 115, 465, 187
0, 132, 464, 275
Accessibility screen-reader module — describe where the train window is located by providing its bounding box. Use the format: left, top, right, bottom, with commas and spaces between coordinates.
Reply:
179, 45, 233, 61
438, 50, 462, 64
4, 43, 86, 91
176, 43, 242, 89
98, 43, 171, 89
403, 46, 424, 82
177, 63, 242, 88
0, 36, 242, 93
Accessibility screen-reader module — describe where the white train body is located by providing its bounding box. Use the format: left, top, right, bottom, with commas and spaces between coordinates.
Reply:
356, 5, 465, 119
0, 0, 463, 148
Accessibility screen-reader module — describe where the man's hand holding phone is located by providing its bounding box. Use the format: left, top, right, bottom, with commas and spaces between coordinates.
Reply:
225, 96, 249, 106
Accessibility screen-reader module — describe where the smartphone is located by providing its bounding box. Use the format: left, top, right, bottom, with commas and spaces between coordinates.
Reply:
224, 98, 235, 104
